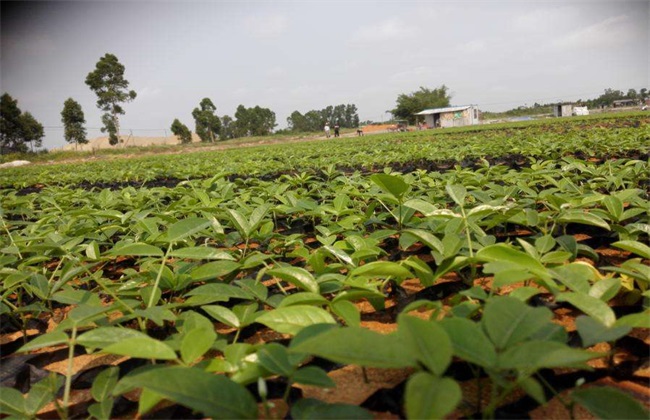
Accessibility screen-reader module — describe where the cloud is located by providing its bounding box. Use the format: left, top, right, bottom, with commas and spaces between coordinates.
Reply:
351, 19, 417, 43
390, 66, 433, 83
552, 15, 635, 50
458, 39, 487, 54
245, 14, 289, 38
137, 86, 162, 100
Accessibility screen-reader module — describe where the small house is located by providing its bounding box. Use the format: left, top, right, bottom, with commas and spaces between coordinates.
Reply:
553, 103, 574, 117
415, 105, 480, 128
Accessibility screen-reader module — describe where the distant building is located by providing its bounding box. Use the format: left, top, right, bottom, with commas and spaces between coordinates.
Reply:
553, 103, 574, 117
612, 99, 638, 107
415, 105, 480, 128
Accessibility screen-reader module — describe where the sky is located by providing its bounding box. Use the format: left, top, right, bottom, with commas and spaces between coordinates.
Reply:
1, 0, 648, 150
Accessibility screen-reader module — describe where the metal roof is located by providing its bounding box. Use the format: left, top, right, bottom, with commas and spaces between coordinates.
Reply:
415, 105, 472, 115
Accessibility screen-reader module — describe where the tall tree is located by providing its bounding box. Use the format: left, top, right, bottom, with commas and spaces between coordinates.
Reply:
20, 112, 44, 151
192, 98, 221, 142
221, 115, 234, 139
85, 53, 137, 146
61, 98, 88, 148
390, 85, 451, 123
170, 119, 192, 144
0, 93, 25, 153
0, 93, 44, 154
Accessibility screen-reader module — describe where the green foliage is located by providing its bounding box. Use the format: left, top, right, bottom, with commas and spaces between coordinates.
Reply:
390, 85, 451, 123
287, 103, 360, 132
0, 93, 44, 153
85, 53, 137, 145
170, 118, 192, 144
192, 97, 221, 142
61, 98, 87, 146
233, 104, 276, 137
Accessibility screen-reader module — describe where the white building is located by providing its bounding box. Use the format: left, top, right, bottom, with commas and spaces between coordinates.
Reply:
415, 105, 480, 128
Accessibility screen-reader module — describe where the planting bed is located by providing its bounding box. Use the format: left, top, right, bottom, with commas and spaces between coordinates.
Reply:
1, 113, 649, 419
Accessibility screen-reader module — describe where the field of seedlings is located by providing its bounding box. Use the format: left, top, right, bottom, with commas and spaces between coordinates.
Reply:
1, 113, 649, 419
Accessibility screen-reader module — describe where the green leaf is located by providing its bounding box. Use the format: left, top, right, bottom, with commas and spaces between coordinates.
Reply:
350, 261, 412, 280
482, 296, 553, 351
556, 292, 616, 327
446, 184, 467, 206
519, 377, 546, 405
478, 244, 552, 282
257, 343, 294, 377
267, 266, 320, 294
290, 326, 414, 368
88, 398, 114, 420
170, 247, 235, 260
108, 242, 163, 257
114, 366, 257, 419
103, 337, 177, 360
77, 327, 146, 349
589, 277, 621, 302
184, 283, 253, 302
18, 331, 69, 352
202, 305, 240, 328
370, 173, 409, 200
440, 317, 497, 368
402, 229, 444, 255
291, 398, 372, 420
405, 373, 461, 420
572, 386, 649, 419
615, 311, 650, 328
190, 260, 241, 282
404, 198, 440, 217
166, 217, 212, 242
575, 316, 631, 347
181, 328, 217, 364
398, 314, 452, 375
293, 366, 335, 388
612, 240, 650, 259
558, 210, 610, 231
91, 366, 119, 402
0, 386, 25, 416
603, 196, 623, 221
256, 305, 336, 335
499, 340, 602, 370
330, 300, 360, 327
226, 209, 251, 238
278, 292, 329, 308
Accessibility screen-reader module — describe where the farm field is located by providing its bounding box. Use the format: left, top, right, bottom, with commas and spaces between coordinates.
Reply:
1, 113, 649, 419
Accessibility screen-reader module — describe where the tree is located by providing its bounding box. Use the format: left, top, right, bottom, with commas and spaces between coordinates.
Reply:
390, 85, 451, 123
61, 98, 87, 148
170, 119, 192, 144
85, 53, 137, 146
221, 115, 234, 139
0, 93, 44, 154
232, 105, 277, 138
20, 112, 44, 151
192, 98, 221, 142
0, 93, 24, 153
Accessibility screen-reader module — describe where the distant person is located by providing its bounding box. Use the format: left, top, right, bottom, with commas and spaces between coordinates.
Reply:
334, 123, 340, 137
324, 122, 331, 138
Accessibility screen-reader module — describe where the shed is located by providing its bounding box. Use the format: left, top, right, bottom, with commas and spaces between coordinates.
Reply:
415, 105, 480, 128
553, 104, 574, 117
612, 99, 637, 107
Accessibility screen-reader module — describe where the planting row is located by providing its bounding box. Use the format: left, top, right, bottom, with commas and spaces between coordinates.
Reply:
1, 152, 649, 417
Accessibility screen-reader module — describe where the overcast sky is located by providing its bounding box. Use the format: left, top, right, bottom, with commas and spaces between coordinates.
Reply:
2, 0, 648, 149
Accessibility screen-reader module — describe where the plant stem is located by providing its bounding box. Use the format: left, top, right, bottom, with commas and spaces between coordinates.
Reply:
63, 325, 78, 419
1, 216, 23, 259
148, 243, 172, 308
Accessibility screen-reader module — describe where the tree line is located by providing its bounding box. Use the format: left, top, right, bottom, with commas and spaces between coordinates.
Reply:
285, 104, 360, 133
